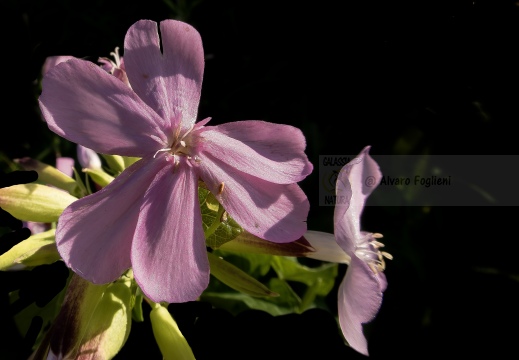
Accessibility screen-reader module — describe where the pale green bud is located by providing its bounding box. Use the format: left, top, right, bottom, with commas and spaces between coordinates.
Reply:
14, 157, 80, 196
207, 251, 278, 297
0, 184, 77, 222
101, 154, 125, 174
82, 168, 115, 188
150, 304, 196, 360
30, 274, 132, 360
75, 277, 133, 359
0, 229, 59, 270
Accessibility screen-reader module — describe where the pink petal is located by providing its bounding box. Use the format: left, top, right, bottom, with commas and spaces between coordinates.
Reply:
338, 255, 387, 356
42, 56, 75, 75
39, 58, 168, 157
334, 146, 382, 255
197, 120, 313, 183
124, 20, 204, 135
56, 157, 75, 177
56, 156, 165, 284
132, 156, 209, 303
195, 153, 309, 243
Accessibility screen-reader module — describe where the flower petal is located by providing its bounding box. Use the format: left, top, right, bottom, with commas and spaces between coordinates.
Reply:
196, 154, 309, 243
338, 255, 387, 356
39, 58, 167, 157
56, 157, 75, 177
301, 230, 351, 264
334, 146, 382, 255
42, 55, 75, 75
56, 157, 164, 284
197, 121, 313, 183
131, 156, 209, 303
124, 20, 204, 135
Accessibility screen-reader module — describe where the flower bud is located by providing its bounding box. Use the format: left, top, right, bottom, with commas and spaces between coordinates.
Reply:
101, 154, 125, 174
150, 304, 195, 360
82, 168, 115, 188
30, 274, 132, 359
14, 157, 80, 196
0, 183, 77, 222
0, 229, 59, 270
77, 145, 102, 170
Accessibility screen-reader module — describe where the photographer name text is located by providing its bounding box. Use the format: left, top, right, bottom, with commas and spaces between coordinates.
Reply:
379, 175, 452, 187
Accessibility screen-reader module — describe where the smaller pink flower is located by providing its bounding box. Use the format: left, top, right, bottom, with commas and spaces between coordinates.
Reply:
302, 146, 392, 356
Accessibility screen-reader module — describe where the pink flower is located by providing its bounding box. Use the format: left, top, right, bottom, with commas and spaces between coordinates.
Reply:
38, 20, 313, 303
303, 146, 391, 356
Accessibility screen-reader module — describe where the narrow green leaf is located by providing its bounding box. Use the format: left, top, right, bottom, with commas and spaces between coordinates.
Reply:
82, 168, 115, 188
207, 252, 278, 297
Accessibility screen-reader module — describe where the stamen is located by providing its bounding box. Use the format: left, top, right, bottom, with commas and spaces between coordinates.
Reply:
358, 231, 393, 274
110, 47, 122, 67
381, 251, 393, 260
180, 123, 195, 140
174, 125, 182, 141
372, 240, 385, 248
368, 263, 379, 274
218, 182, 225, 195
153, 148, 171, 158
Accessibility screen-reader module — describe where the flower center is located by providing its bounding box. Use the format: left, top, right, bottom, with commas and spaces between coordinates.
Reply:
355, 232, 393, 273
153, 124, 201, 166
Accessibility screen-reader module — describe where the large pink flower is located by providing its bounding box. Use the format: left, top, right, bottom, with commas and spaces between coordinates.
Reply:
38, 20, 313, 303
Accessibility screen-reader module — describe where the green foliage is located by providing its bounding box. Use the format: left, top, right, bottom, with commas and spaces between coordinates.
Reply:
201, 249, 338, 316
198, 186, 243, 249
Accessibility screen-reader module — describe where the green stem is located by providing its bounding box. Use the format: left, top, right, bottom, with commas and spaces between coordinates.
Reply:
204, 204, 225, 239
298, 278, 322, 313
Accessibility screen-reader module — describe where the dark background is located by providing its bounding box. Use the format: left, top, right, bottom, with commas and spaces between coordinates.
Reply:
2, 0, 519, 359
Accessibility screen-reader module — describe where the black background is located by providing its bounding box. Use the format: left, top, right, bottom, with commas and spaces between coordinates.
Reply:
1, 0, 519, 359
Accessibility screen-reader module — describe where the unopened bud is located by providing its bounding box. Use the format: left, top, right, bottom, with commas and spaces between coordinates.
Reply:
0, 184, 77, 222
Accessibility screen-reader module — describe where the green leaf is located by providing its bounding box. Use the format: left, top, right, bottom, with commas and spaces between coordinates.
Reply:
201, 278, 301, 316
213, 249, 272, 278
271, 256, 338, 296
9, 274, 70, 354
207, 252, 278, 297
198, 186, 243, 248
